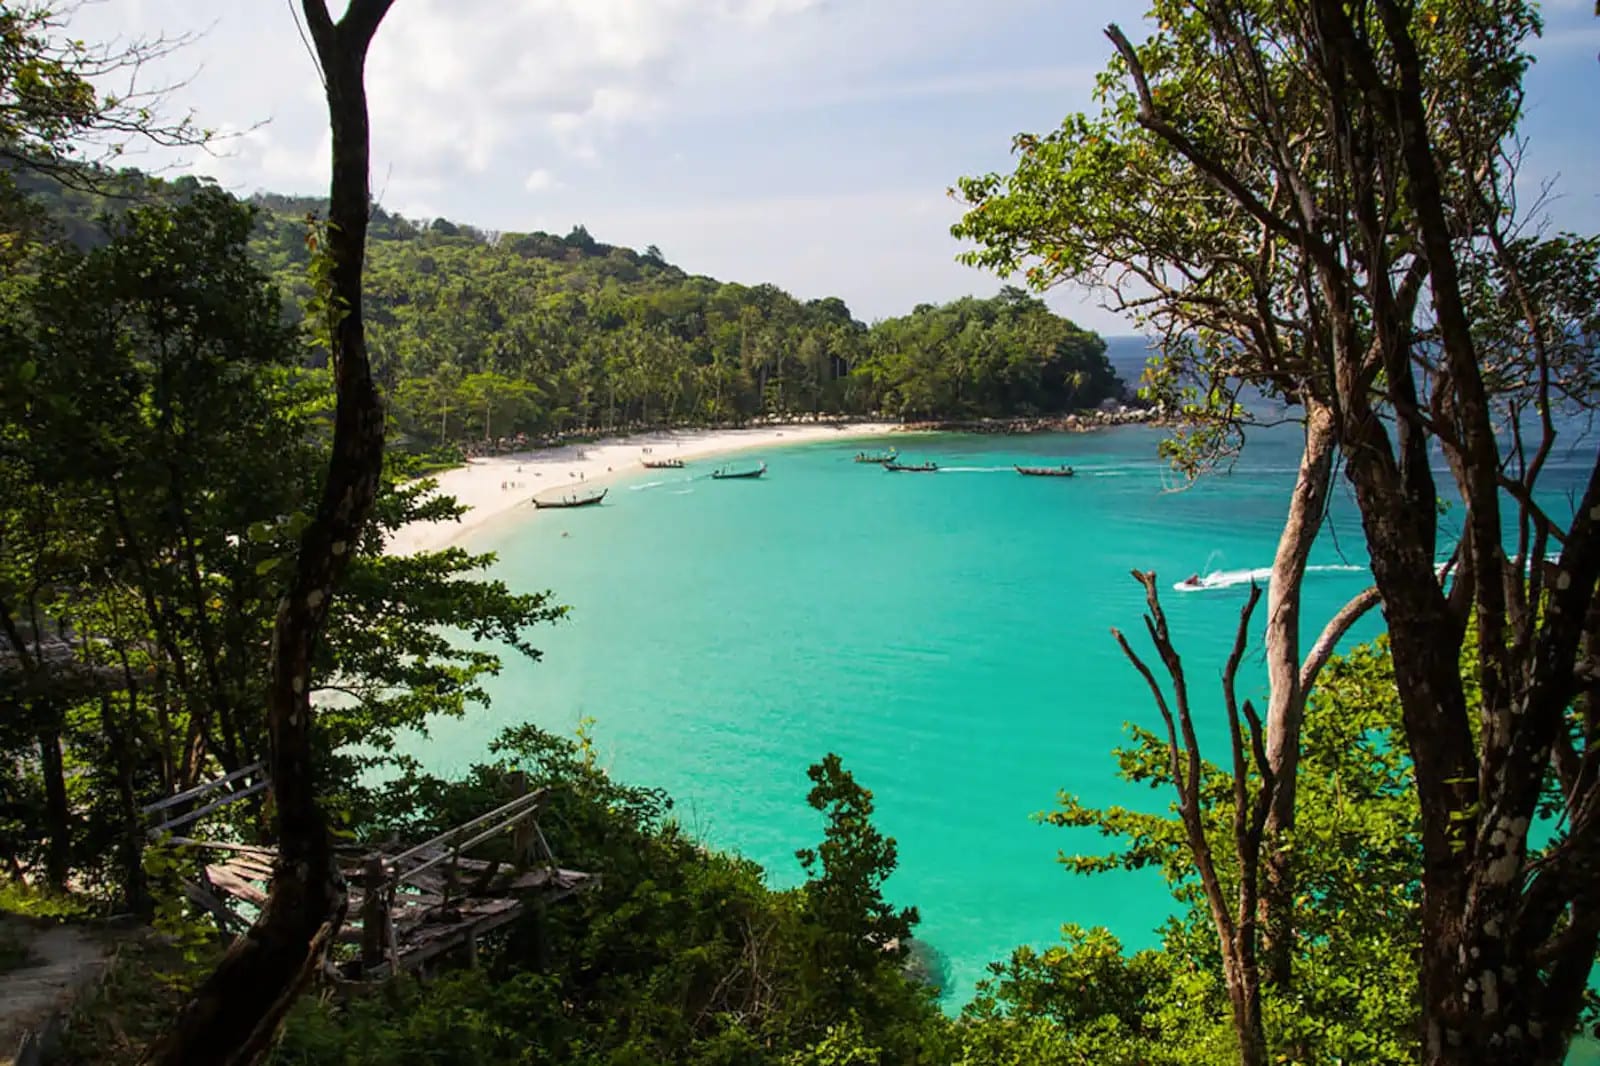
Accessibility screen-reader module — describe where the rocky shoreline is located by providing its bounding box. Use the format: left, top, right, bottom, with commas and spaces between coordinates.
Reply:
897, 405, 1176, 435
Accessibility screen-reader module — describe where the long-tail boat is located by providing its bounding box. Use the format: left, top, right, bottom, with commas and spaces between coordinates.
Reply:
1015, 464, 1075, 477
854, 448, 897, 463
711, 462, 766, 480
531, 487, 608, 509
642, 458, 684, 469
884, 460, 938, 472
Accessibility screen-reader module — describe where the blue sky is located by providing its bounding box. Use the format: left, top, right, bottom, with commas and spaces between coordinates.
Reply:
69, 0, 1600, 334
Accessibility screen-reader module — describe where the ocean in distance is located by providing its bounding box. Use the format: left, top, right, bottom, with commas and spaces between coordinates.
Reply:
404, 337, 1597, 1008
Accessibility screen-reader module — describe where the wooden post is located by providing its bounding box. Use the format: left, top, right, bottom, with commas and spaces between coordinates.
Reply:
443, 850, 459, 903
385, 883, 400, 974
360, 856, 389, 975
507, 771, 533, 870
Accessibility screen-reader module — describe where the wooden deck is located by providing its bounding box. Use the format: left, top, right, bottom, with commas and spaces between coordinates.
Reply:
143, 773, 595, 978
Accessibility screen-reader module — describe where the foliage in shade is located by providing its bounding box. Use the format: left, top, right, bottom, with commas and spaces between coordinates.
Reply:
260, 735, 950, 1065
0, 186, 563, 899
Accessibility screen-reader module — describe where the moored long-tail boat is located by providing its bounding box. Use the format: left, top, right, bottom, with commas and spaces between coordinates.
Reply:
711, 461, 766, 480
1015, 465, 1075, 477
642, 458, 685, 469
884, 460, 938, 472
531, 487, 608, 509
854, 449, 897, 463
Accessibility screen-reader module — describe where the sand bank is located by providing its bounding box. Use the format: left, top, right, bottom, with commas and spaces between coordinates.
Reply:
385, 422, 902, 555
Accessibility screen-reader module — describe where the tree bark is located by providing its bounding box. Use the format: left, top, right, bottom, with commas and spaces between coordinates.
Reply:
1114, 573, 1270, 1066
99, 688, 151, 917
143, 3, 393, 1063
38, 723, 71, 889
1096, 5, 1600, 1059
1258, 399, 1335, 983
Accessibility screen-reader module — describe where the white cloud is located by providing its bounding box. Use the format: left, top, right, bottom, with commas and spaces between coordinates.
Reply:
361, 0, 822, 172
523, 167, 561, 192
199, 125, 328, 194
64, 0, 831, 185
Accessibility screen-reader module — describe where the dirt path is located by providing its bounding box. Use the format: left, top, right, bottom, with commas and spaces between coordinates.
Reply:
1, 916, 116, 1065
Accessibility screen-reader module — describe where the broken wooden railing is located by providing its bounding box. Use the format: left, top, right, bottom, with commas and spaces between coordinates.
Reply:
144, 769, 593, 978
141, 760, 269, 838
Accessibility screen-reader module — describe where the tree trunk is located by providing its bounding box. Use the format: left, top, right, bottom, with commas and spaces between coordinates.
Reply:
1114, 575, 1270, 1066
100, 689, 151, 917
1259, 400, 1336, 982
143, 3, 393, 1063
1339, 422, 1480, 1065
38, 724, 70, 889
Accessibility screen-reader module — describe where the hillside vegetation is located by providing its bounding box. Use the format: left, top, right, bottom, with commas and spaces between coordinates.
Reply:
15, 170, 1123, 449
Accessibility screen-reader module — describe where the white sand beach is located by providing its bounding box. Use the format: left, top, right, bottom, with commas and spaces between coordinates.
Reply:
385, 422, 903, 555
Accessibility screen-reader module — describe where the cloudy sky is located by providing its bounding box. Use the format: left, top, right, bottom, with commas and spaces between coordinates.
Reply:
68, 0, 1600, 334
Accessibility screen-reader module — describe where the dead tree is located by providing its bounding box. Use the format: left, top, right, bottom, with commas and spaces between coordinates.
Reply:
1113, 572, 1270, 1066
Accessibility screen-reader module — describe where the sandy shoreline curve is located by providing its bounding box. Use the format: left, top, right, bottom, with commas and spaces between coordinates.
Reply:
385, 422, 904, 555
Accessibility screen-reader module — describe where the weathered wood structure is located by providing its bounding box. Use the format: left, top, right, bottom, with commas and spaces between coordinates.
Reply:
140, 771, 593, 978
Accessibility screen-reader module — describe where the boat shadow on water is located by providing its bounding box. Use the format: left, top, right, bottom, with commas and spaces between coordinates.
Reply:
530, 487, 608, 509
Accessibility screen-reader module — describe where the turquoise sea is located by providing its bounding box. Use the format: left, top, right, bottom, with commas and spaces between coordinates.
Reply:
406, 340, 1597, 1014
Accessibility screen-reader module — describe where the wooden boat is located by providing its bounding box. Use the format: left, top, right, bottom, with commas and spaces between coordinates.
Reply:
710, 462, 766, 480
1016, 465, 1075, 477
854, 449, 897, 464
884, 460, 938, 472
531, 487, 607, 509
642, 458, 684, 469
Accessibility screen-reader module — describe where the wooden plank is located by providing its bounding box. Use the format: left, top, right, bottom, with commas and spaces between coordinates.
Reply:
400, 870, 448, 896
219, 851, 275, 877
396, 902, 523, 960
395, 897, 519, 938
161, 838, 277, 858
141, 760, 266, 815
385, 789, 548, 869
184, 879, 241, 939
398, 848, 496, 874
147, 779, 268, 836
204, 865, 269, 907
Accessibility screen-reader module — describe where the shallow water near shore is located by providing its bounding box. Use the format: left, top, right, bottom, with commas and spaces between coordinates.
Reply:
402, 350, 1597, 1012
410, 427, 1396, 1002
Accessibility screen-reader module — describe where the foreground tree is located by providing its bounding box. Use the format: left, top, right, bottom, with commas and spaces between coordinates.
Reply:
147, 2, 394, 1062
0, 184, 562, 912
962, 636, 1423, 1066
0, 1, 204, 175
958, 2, 1600, 1062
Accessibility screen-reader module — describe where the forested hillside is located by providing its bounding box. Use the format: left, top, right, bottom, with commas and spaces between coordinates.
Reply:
12, 169, 1123, 447
249, 192, 1120, 442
